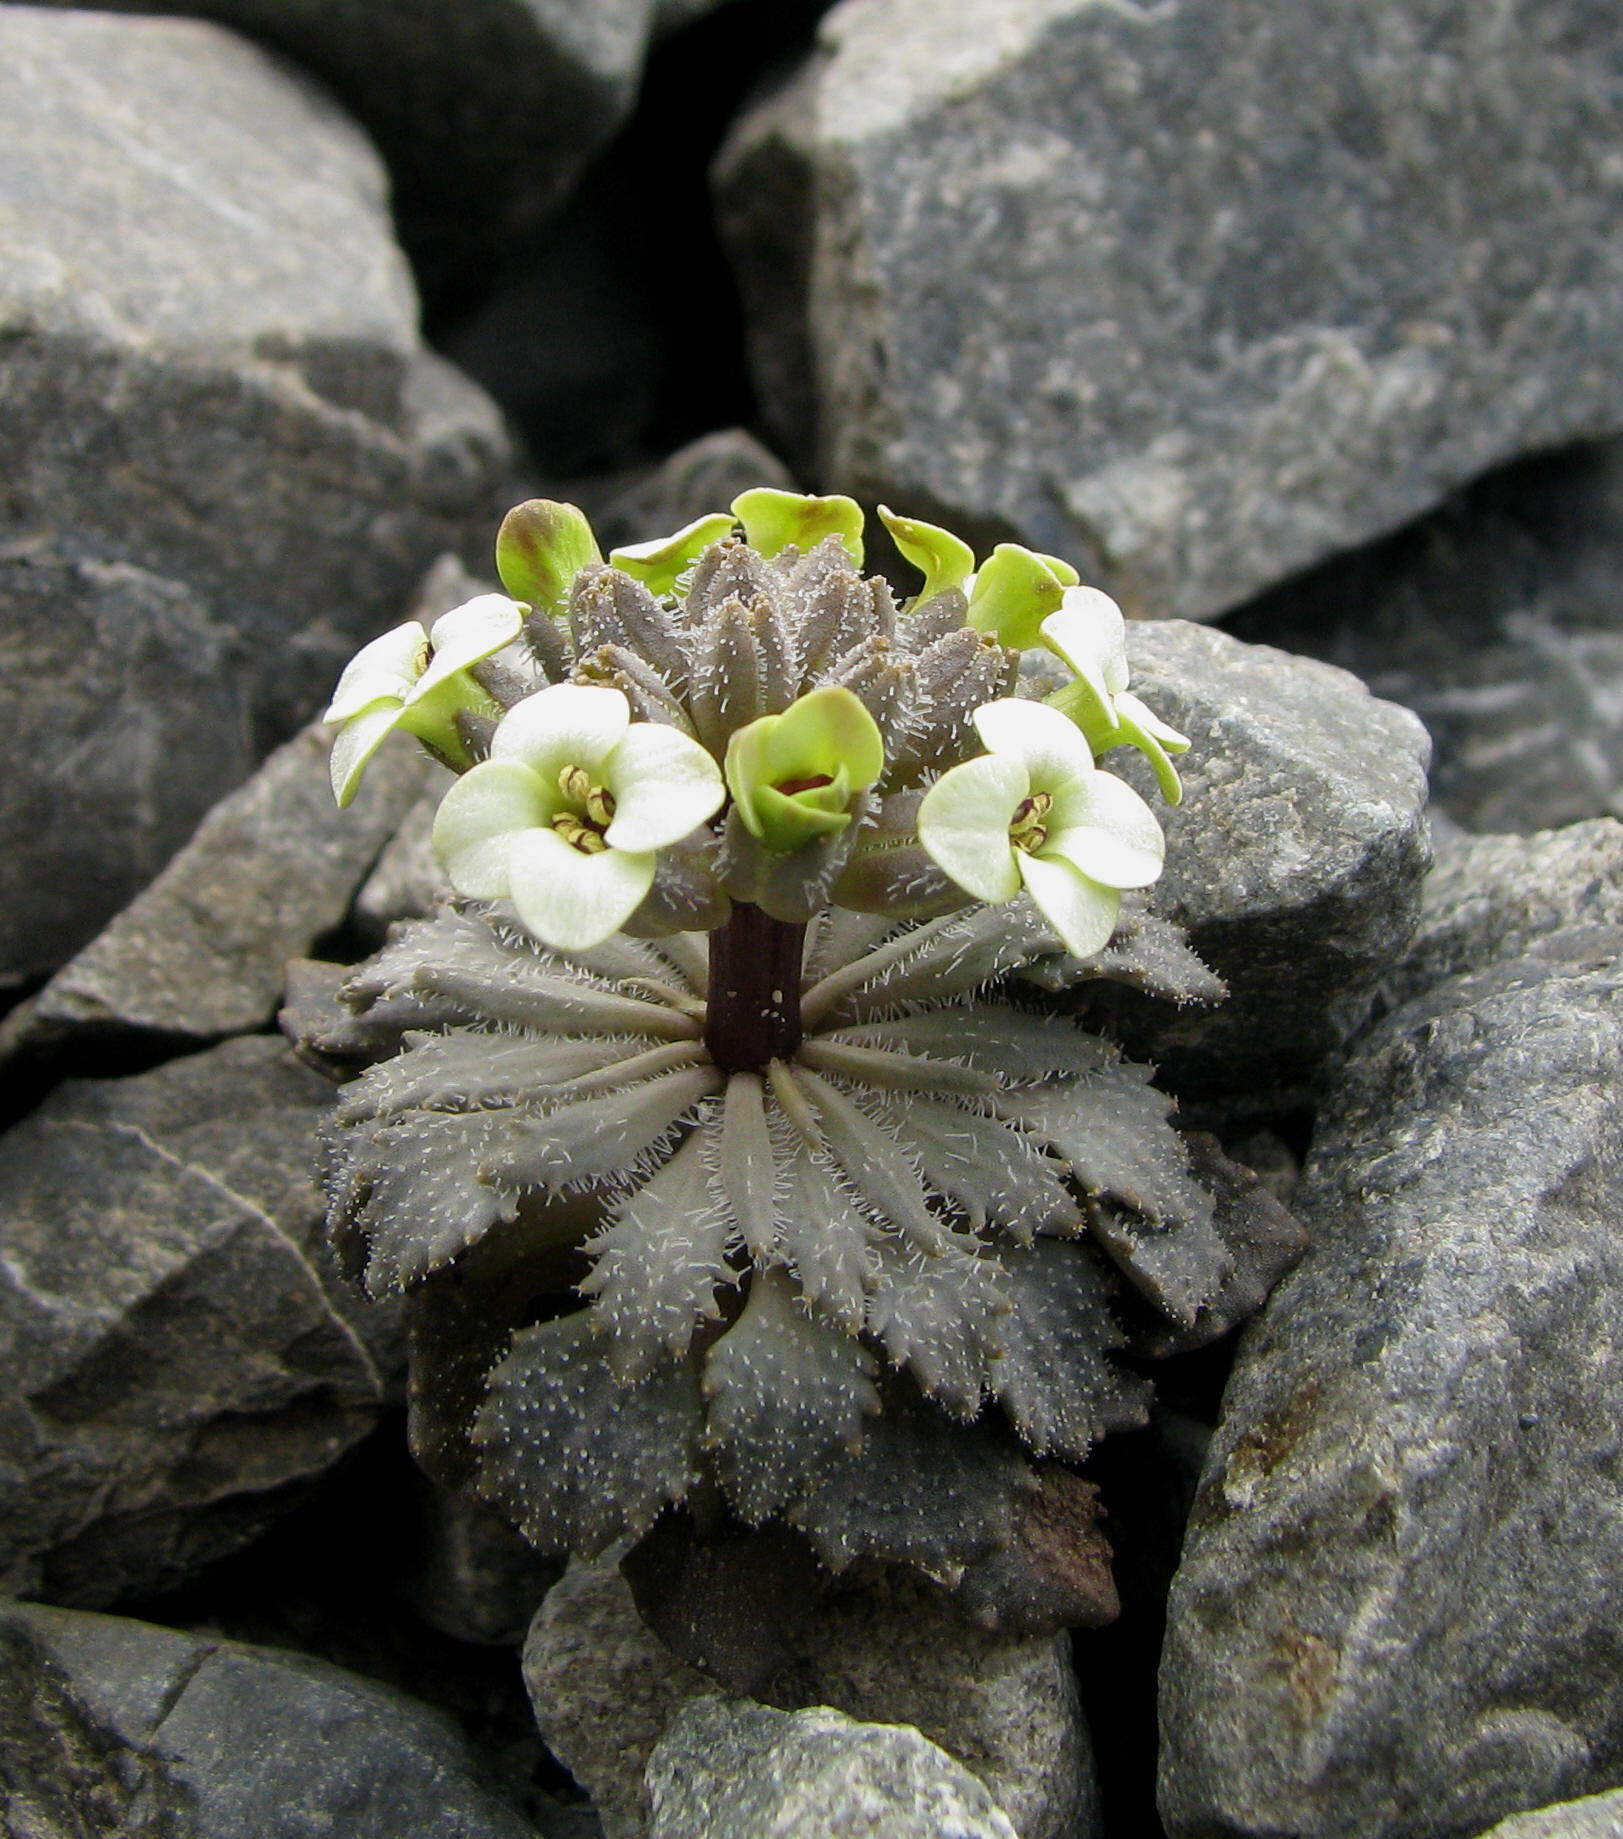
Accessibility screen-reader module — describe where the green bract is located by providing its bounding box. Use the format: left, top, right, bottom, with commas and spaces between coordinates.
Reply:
877, 504, 974, 604
725, 686, 885, 853
323, 594, 523, 806
610, 513, 737, 597
496, 499, 602, 618
731, 487, 865, 565
964, 543, 1080, 651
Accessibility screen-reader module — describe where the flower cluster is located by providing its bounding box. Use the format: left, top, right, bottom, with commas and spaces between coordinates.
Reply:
311, 489, 1300, 1622
327, 488, 1187, 957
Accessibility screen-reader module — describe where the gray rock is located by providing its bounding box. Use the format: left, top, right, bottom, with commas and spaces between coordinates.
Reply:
0, 1035, 396, 1607
0, 7, 511, 987
1228, 441, 1623, 833
396, 1477, 561, 1649
1479, 1789, 1623, 1839
0, 1597, 543, 1839
1388, 816, 1623, 1006
716, 0, 1623, 621
1070, 621, 1432, 1107
646, 1698, 1019, 1839
523, 1560, 716, 1839
1157, 925, 1623, 1839
522, 1560, 1094, 1839
0, 723, 429, 1075
28, 0, 670, 298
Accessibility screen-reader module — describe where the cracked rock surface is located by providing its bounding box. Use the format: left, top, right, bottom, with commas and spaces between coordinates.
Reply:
0, 1035, 394, 1606
717, 0, 1623, 621
0, 1597, 545, 1839
0, 6, 511, 988
1158, 911, 1623, 1839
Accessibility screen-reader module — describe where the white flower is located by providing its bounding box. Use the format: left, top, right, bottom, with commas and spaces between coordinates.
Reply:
1039, 587, 1191, 803
325, 595, 524, 806
916, 698, 1165, 960
431, 683, 725, 952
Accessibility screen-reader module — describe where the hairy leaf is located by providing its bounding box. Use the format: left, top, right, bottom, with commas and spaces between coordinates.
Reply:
776, 1143, 881, 1333
702, 1270, 880, 1525
831, 1005, 1118, 1085
879, 1093, 1082, 1241
483, 1065, 722, 1192
987, 1242, 1150, 1459
788, 1378, 1036, 1576
863, 1239, 1008, 1417
473, 1309, 704, 1557
579, 1124, 739, 1381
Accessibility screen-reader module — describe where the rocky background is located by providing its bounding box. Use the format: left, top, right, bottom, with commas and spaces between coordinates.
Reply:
1, 2, 1621, 1836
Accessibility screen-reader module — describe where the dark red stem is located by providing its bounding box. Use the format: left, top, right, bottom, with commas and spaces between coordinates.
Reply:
704, 903, 806, 1073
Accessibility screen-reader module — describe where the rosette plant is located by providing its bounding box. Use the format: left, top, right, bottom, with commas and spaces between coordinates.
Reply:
305, 489, 1303, 1640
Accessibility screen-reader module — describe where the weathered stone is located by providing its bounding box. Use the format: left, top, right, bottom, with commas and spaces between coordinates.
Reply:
0, 7, 511, 987
0, 724, 428, 1077
0, 1598, 544, 1839
28, 0, 675, 300
1229, 440, 1623, 833
0, 1035, 396, 1607
646, 1698, 1019, 1839
1479, 1789, 1623, 1839
523, 1559, 1095, 1839
1158, 926, 1623, 1839
523, 1560, 715, 1839
1388, 816, 1623, 1007
1065, 620, 1432, 1107
396, 1476, 561, 1649
717, 0, 1623, 621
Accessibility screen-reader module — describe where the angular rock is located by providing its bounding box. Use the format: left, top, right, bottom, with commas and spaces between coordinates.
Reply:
396, 1476, 561, 1649
0, 723, 429, 1077
0, 1598, 544, 1839
1060, 621, 1432, 1107
1388, 816, 1623, 1007
1479, 1790, 1623, 1839
29, 0, 673, 300
0, 7, 511, 987
1229, 440, 1623, 833
522, 1559, 1094, 1839
717, 0, 1623, 620
646, 1698, 1019, 1839
1158, 926, 1623, 1839
0, 1035, 395, 1607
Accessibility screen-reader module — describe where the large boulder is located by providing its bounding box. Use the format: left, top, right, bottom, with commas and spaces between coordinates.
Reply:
0, 1036, 394, 1607
26, 0, 702, 298
717, 0, 1623, 621
0, 1597, 545, 1839
0, 6, 511, 989
1157, 908, 1623, 1838
1229, 440, 1623, 834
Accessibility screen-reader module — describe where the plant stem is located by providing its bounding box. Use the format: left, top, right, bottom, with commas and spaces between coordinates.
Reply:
704, 903, 806, 1073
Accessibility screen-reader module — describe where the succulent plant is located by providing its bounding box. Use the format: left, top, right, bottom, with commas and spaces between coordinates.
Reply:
305, 489, 1305, 1627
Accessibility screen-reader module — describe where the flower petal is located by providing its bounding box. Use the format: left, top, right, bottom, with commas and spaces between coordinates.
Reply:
1114, 690, 1189, 752
1043, 771, 1165, 889
1017, 852, 1120, 960
325, 622, 427, 723
1041, 587, 1129, 695
431, 758, 551, 898
507, 827, 656, 952
328, 701, 404, 807
414, 595, 526, 698
972, 698, 1097, 789
491, 683, 631, 778
603, 722, 726, 851
916, 755, 1026, 903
